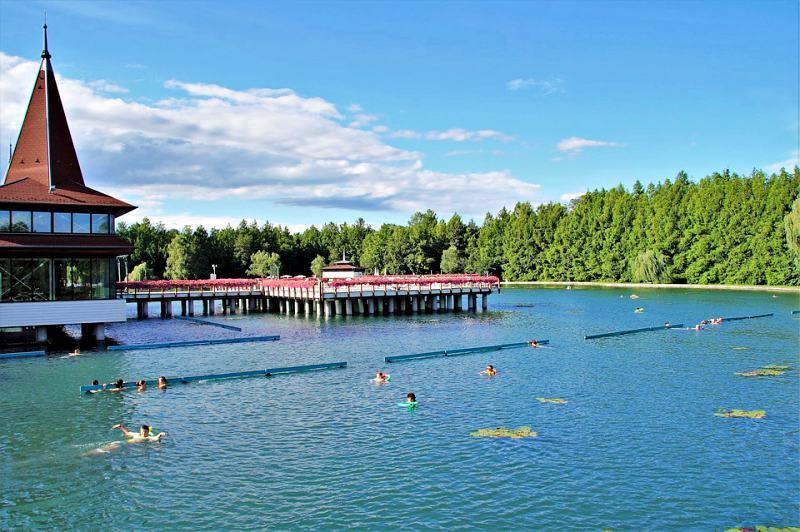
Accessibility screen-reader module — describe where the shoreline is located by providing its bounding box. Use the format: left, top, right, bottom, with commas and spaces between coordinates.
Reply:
500, 281, 800, 294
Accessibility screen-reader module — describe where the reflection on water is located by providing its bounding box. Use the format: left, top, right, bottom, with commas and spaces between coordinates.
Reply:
1, 287, 798, 529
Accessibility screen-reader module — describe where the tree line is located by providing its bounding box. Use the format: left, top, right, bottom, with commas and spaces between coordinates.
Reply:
117, 167, 800, 286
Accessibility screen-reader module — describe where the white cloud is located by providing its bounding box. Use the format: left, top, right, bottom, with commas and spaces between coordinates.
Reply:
556, 136, 623, 152
765, 151, 799, 173
349, 113, 378, 128
560, 190, 586, 203
389, 127, 513, 142
506, 77, 562, 95
87, 80, 129, 94
347, 103, 363, 113
372, 125, 389, 133
0, 51, 541, 219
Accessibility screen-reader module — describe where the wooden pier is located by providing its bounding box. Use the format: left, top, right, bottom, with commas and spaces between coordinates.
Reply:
119, 275, 499, 320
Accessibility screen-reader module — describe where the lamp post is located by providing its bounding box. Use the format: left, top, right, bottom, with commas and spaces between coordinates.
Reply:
211, 264, 218, 280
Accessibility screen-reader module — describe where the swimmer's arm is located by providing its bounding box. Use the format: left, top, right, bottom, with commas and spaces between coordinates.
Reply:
111, 424, 134, 437
148, 432, 166, 442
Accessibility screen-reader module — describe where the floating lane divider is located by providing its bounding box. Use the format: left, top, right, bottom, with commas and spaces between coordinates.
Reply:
107, 335, 280, 352
80, 361, 347, 393
384, 340, 549, 363
720, 313, 774, 322
174, 315, 242, 332
584, 324, 684, 340
792, 310, 800, 315
0, 350, 46, 360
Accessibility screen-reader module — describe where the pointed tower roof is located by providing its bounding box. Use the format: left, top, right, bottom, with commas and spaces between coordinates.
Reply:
1, 25, 135, 216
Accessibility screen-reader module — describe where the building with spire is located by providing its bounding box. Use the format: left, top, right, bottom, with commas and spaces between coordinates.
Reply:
0, 25, 136, 343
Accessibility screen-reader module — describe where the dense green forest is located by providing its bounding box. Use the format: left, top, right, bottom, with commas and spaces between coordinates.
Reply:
117, 168, 800, 286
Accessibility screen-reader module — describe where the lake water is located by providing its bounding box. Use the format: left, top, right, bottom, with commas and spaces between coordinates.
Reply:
1, 287, 798, 529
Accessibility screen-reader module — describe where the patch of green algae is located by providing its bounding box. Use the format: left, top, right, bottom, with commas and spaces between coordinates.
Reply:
714, 409, 766, 419
536, 397, 568, 404
470, 426, 538, 439
736, 369, 786, 377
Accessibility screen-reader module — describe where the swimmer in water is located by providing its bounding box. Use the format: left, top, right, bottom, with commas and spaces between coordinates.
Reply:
68, 348, 81, 357
480, 364, 497, 377
108, 379, 125, 392
157, 376, 168, 390
406, 392, 416, 404
373, 372, 389, 384
111, 424, 165, 443
136, 380, 147, 391
635, 307, 645, 313
664, 322, 671, 328
693, 324, 704, 331
87, 379, 102, 394
529, 339, 539, 348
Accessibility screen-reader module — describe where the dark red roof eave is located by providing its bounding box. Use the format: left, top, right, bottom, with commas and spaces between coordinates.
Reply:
0, 234, 134, 256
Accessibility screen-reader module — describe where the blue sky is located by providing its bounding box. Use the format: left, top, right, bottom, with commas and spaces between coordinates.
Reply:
0, 0, 797, 230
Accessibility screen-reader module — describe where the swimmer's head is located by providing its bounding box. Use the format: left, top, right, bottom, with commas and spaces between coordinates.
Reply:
407, 392, 416, 402
140, 425, 150, 437
115, 379, 124, 388
92, 379, 99, 385
487, 365, 494, 370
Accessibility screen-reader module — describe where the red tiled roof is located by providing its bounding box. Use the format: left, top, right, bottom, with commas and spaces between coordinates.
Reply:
0, 233, 134, 255
322, 263, 365, 271
1, 33, 135, 216
0, 177, 135, 215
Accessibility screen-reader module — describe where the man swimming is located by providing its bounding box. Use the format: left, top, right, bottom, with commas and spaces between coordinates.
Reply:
529, 339, 539, 348
136, 380, 147, 391
480, 364, 497, 377
373, 372, 390, 384
157, 376, 168, 390
67, 348, 81, 357
111, 424, 165, 443
107, 379, 125, 392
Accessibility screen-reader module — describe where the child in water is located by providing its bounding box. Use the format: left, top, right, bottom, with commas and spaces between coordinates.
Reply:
112, 424, 165, 443
529, 339, 539, 348
136, 380, 147, 391
157, 376, 168, 390
373, 372, 390, 384
480, 365, 497, 377
406, 392, 416, 404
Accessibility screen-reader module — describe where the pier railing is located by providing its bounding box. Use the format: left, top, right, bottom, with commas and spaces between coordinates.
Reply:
118, 274, 500, 300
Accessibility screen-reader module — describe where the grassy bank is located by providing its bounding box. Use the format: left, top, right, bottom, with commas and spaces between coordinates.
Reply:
501, 281, 800, 294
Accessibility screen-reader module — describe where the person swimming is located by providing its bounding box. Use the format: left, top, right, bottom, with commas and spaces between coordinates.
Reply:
664, 322, 672, 328
136, 380, 147, 391
480, 364, 497, 377
635, 307, 645, 313
157, 376, 168, 390
111, 423, 165, 443
373, 372, 389, 384
67, 348, 81, 357
693, 323, 704, 331
406, 392, 416, 404
108, 379, 125, 392
529, 339, 539, 348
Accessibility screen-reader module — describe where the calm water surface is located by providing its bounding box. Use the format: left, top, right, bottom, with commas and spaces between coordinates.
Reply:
2, 287, 799, 529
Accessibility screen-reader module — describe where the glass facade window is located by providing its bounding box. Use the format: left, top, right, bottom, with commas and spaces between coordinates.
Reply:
72, 213, 90, 233
33, 211, 52, 233
0, 257, 115, 302
0, 258, 10, 302
0, 211, 10, 232
92, 213, 110, 234
10, 258, 51, 301
109, 215, 115, 234
54, 212, 71, 233
11, 211, 31, 232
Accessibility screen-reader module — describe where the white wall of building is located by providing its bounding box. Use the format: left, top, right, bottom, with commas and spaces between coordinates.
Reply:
0, 299, 127, 328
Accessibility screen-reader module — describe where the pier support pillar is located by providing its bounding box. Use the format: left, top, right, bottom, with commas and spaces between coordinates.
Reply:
181, 301, 187, 316
209, 300, 216, 315
446, 295, 453, 311
294, 300, 301, 316
376, 297, 384, 315
432, 295, 440, 312
345, 299, 353, 316
222, 299, 228, 315
367, 298, 375, 315
324, 300, 333, 318
188, 300, 195, 316
166, 302, 173, 317
35, 326, 48, 343
481, 293, 488, 312
469, 294, 477, 312
411, 296, 418, 313
387, 297, 395, 315
285, 300, 293, 315
202, 300, 208, 316
229, 298, 236, 315
454, 295, 462, 311
315, 300, 323, 316
304, 300, 311, 316
399, 297, 407, 314
356, 299, 365, 315
93, 323, 105, 341
335, 299, 343, 316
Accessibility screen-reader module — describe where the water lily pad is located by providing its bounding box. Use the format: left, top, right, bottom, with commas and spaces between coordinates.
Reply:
470, 426, 538, 439
536, 397, 568, 404
715, 409, 766, 419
